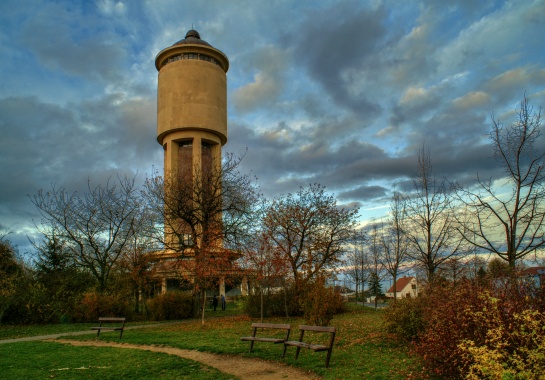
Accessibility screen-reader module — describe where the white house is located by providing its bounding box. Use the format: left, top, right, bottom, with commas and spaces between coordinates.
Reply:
386, 276, 418, 299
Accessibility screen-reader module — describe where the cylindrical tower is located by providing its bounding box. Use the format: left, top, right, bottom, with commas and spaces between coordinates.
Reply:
155, 29, 229, 184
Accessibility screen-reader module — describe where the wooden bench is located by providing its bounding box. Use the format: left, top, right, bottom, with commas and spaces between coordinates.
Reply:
283, 325, 336, 368
241, 323, 291, 352
91, 317, 126, 338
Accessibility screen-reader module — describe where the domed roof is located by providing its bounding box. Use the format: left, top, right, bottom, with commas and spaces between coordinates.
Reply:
172, 29, 211, 47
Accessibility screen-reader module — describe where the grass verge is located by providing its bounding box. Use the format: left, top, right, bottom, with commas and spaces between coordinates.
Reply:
0, 340, 235, 379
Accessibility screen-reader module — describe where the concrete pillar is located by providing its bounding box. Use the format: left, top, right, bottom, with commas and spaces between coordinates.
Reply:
161, 278, 167, 294
220, 276, 226, 296
241, 276, 249, 296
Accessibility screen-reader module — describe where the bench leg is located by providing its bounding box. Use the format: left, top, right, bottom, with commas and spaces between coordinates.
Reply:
282, 344, 287, 358
295, 346, 301, 360
325, 348, 332, 368
119, 329, 123, 339
249, 340, 255, 353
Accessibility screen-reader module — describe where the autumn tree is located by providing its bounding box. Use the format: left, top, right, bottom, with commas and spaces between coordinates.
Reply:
0, 235, 33, 324
30, 175, 143, 291
143, 153, 260, 324
116, 232, 158, 314
455, 96, 545, 268
381, 192, 410, 303
263, 184, 359, 284
241, 232, 291, 321
404, 147, 463, 284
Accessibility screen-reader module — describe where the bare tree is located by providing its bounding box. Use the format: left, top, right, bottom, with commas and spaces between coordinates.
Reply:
30, 176, 143, 291
404, 147, 463, 284
263, 184, 359, 284
366, 223, 386, 309
144, 153, 259, 255
381, 191, 410, 303
343, 230, 368, 301
143, 153, 260, 324
437, 257, 471, 285
455, 96, 545, 267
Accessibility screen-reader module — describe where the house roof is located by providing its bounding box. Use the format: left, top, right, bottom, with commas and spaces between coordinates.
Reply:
386, 276, 415, 293
524, 266, 545, 276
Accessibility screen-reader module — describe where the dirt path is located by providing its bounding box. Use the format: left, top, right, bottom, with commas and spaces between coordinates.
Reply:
53, 339, 320, 380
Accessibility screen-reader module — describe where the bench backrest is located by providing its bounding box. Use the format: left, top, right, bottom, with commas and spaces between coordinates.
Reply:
98, 317, 126, 323
299, 325, 336, 333
251, 323, 290, 330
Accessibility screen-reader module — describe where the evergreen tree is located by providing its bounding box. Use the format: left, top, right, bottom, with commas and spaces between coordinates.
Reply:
367, 272, 383, 309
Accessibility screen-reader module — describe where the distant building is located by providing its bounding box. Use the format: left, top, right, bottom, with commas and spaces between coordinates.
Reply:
385, 276, 418, 299
333, 285, 355, 298
523, 266, 545, 287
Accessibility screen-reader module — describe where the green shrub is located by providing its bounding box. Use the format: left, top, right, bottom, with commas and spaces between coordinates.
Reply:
145, 291, 194, 321
243, 285, 302, 318
243, 278, 346, 324
382, 295, 426, 343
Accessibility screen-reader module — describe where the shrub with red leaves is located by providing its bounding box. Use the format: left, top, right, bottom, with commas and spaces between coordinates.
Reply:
385, 275, 545, 379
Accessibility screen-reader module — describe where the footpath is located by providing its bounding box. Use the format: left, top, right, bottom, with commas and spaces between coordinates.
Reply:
0, 323, 319, 380
0, 322, 180, 344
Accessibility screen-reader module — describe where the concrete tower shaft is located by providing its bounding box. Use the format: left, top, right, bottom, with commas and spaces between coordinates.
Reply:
155, 29, 229, 250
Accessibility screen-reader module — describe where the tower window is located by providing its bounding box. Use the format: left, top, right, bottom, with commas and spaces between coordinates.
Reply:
162, 53, 223, 70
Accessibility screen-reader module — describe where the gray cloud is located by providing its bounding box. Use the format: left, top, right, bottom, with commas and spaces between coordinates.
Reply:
1, 0, 544, 253
290, 4, 388, 118
20, 3, 127, 83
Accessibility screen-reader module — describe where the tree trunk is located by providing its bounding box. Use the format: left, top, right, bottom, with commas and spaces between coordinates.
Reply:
201, 289, 206, 326
260, 287, 264, 323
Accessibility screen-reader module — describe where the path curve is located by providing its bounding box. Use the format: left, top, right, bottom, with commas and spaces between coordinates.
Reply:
53, 339, 320, 380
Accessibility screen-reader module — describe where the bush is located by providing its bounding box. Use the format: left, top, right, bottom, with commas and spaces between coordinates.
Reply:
244, 277, 346, 324
303, 276, 346, 326
243, 284, 302, 318
459, 294, 545, 379
384, 277, 545, 379
411, 281, 486, 378
74, 291, 133, 322
382, 295, 427, 343
145, 291, 194, 321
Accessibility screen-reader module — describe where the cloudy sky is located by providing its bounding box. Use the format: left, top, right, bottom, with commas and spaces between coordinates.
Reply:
1, 0, 545, 253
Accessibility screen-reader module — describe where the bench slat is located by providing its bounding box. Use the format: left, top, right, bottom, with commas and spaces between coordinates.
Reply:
91, 327, 123, 331
282, 325, 336, 368
298, 325, 336, 333
241, 337, 285, 343
250, 323, 290, 329
241, 323, 291, 353
92, 317, 126, 339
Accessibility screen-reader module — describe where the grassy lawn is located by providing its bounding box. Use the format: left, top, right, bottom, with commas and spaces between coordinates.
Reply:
0, 303, 421, 379
0, 323, 95, 339
0, 341, 234, 379
0, 320, 178, 340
